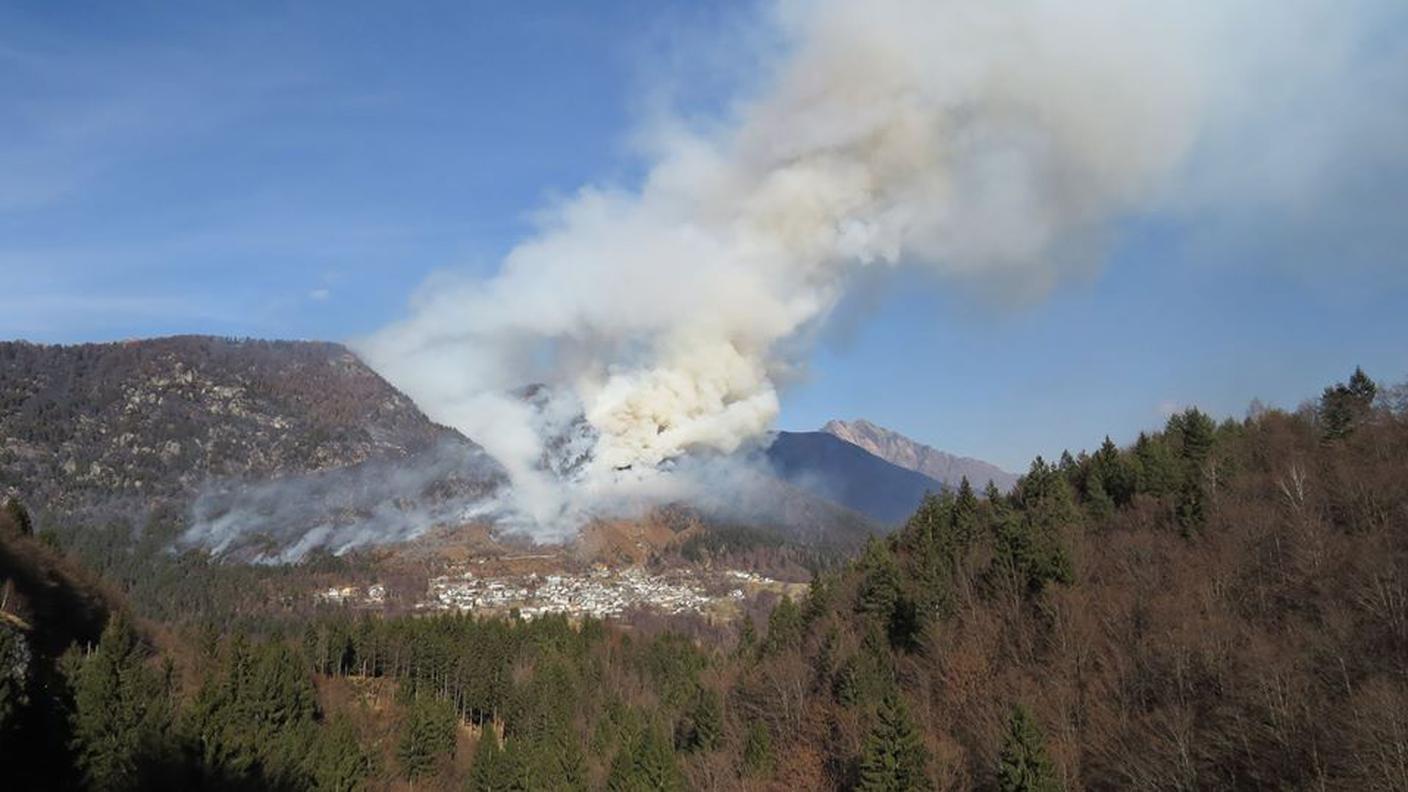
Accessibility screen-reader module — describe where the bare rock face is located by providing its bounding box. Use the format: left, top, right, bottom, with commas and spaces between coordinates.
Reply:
0, 336, 505, 556
821, 418, 1018, 492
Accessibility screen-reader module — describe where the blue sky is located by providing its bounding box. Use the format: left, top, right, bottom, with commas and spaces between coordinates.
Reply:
3, 1, 1406, 471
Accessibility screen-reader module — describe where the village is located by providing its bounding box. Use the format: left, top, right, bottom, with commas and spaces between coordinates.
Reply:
315, 565, 805, 621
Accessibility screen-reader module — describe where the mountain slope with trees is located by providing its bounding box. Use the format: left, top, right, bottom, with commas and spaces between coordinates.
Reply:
2, 367, 1406, 790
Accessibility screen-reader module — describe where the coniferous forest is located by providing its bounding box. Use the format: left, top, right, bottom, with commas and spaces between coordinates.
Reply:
3, 368, 1408, 791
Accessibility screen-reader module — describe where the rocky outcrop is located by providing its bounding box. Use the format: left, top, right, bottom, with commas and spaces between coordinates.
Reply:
822, 418, 1018, 492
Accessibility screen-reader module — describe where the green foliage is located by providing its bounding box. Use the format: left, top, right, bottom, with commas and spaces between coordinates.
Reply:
466, 726, 513, 792
1172, 408, 1217, 467
310, 715, 372, 792
742, 721, 774, 777
1320, 366, 1378, 439
187, 634, 319, 785
762, 595, 804, 655
67, 613, 174, 791
674, 686, 723, 753
997, 705, 1061, 792
1133, 432, 1180, 496
1175, 477, 1207, 533
857, 690, 931, 791
606, 725, 685, 792
397, 694, 457, 781
858, 538, 901, 618
993, 458, 1075, 597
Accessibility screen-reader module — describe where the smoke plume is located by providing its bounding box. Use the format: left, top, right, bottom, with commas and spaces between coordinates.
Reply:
360, 0, 1405, 532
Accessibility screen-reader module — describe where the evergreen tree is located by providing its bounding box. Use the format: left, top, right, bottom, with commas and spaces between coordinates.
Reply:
606, 726, 684, 792
993, 458, 1075, 597
762, 596, 803, 655
953, 477, 980, 546
857, 690, 931, 791
466, 726, 513, 792
68, 613, 173, 791
1175, 408, 1216, 467
857, 539, 901, 618
397, 694, 456, 783
310, 715, 371, 792
1133, 432, 1180, 496
1084, 473, 1114, 520
996, 705, 1061, 792
675, 686, 723, 753
1321, 366, 1378, 439
742, 721, 774, 778
1175, 477, 1207, 534
736, 616, 757, 658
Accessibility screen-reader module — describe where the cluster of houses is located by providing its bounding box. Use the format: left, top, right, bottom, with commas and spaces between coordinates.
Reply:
420, 567, 736, 620
314, 583, 386, 606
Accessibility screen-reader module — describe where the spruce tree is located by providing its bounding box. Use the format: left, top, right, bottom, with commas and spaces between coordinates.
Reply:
742, 721, 774, 777
397, 695, 455, 782
310, 715, 371, 792
68, 613, 173, 791
996, 705, 1061, 792
606, 726, 684, 792
675, 687, 723, 753
857, 690, 931, 791
466, 726, 513, 792
857, 539, 901, 618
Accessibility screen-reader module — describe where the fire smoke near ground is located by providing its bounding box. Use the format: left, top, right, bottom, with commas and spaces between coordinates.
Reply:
361, 0, 1406, 534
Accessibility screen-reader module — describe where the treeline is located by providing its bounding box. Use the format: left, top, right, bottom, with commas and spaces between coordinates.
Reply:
4, 367, 1408, 790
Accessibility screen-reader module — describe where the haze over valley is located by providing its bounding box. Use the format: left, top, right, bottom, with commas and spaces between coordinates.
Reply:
2, 1, 1406, 790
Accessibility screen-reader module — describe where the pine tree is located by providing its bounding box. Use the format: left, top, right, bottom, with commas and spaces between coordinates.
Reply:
310, 715, 371, 792
857, 690, 931, 791
68, 613, 173, 791
675, 687, 723, 753
742, 721, 774, 778
466, 726, 513, 792
857, 539, 901, 618
397, 695, 455, 782
1175, 408, 1216, 467
762, 596, 803, 655
1321, 367, 1378, 439
996, 705, 1061, 792
606, 726, 684, 792
1084, 473, 1114, 520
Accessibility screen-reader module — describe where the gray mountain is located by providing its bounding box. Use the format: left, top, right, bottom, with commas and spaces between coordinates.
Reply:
0, 336, 506, 559
765, 431, 945, 525
822, 418, 1018, 492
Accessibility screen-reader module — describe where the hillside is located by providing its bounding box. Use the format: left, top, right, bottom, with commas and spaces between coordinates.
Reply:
823, 418, 1018, 492
0, 336, 506, 559
766, 431, 945, 524
4, 368, 1404, 791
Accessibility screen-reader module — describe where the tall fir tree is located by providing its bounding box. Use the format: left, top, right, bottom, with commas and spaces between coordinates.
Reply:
68, 613, 174, 792
466, 726, 513, 792
396, 694, 456, 783
857, 690, 931, 791
996, 704, 1061, 792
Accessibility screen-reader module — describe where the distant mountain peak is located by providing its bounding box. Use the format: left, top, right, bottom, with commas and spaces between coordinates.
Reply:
821, 419, 1018, 492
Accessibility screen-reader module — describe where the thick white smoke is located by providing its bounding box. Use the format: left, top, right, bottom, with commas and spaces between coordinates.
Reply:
360, 0, 1405, 532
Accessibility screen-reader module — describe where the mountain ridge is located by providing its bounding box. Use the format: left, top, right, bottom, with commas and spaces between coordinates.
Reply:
822, 417, 1018, 491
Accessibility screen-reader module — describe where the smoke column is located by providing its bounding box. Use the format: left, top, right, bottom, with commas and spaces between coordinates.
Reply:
360, 0, 1404, 531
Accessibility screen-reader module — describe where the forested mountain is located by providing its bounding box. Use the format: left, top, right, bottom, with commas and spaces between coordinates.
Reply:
8, 368, 1403, 790
766, 431, 946, 524
822, 419, 1019, 492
